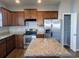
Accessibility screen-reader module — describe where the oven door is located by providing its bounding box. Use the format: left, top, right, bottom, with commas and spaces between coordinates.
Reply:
24, 35, 32, 44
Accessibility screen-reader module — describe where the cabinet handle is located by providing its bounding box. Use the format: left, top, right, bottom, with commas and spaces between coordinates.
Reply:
74, 34, 77, 36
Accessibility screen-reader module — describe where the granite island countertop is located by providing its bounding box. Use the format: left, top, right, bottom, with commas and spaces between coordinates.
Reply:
24, 38, 72, 58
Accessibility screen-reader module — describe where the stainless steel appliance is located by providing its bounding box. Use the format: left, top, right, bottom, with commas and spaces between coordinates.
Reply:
24, 19, 37, 48
24, 35, 36, 48
44, 19, 61, 41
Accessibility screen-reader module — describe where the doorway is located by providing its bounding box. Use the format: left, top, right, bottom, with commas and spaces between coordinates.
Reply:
63, 14, 71, 47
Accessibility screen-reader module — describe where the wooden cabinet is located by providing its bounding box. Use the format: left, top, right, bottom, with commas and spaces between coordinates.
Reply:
37, 11, 58, 25
0, 7, 58, 26
16, 35, 24, 48
0, 7, 12, 26
7, 11, 12, 26
11, 11, 24, 26
0, 39, 6, 58
0, 35, 15, 58
11, 12, 18, 26
6, 35, 15, 55
6, 37, 11, 54
17, 11, 24, 26
37, 34, 44, 38
1, 8, 8, 26
43, 11, 58, 19
24, 9, 37, 19
37, 11, 44, 25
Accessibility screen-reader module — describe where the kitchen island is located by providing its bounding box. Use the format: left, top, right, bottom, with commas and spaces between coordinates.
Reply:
24, 38, 72, 58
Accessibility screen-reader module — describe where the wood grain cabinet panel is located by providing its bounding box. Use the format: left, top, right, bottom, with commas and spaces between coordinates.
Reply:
37, 34, 44, 38
0, 7, 12, 26
16, 35, 24, 49
0, 39, 6, 58
30, 9, 37, 19
43, 11, 58, 19
24, 9, 37, 19
0, 35, 15, 58
37, 11, 58, 26
11, 12, 18, 26
37, 11, 44, 25
6, 35, 15, 55
17, 11, 24, 26
7, 11, 12, 26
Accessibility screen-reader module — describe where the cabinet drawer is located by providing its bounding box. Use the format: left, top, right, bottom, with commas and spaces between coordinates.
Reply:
37, 34, 44, 38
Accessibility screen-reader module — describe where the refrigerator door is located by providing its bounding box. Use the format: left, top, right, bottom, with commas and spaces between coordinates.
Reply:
44, 19, 52, 29
44, 19, 61, 40
52, 20, 61, 41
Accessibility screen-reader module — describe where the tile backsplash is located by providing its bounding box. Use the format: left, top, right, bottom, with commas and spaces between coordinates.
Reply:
9, 26, 45, 34
0, 26, 45, 34
0, 27, 9, 34
9, 26, 27, 34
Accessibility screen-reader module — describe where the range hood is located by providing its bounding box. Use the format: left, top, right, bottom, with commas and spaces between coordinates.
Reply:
24, 19, 37, 28
24, 19, 36, 22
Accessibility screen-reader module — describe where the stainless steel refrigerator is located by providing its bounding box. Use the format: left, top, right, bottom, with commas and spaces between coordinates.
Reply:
44, 19, 61, 41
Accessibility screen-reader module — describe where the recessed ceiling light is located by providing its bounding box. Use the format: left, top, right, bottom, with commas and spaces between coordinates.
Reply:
38, 0, 42, 4
16, 0, 20, 4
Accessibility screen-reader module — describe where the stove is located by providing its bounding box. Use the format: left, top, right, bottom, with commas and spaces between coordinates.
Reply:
24, 31, 37, 48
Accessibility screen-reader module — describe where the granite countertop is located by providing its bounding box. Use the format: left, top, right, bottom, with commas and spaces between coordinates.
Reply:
24, 38, 72, 57
0, 33, 15, 40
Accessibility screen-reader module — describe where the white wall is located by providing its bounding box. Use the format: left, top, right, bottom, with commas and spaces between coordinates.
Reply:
58, 0, 72, 20
58, 0, 74, 46
70, 0, 79, 50
59, 0, 79, 51
74, 0, 79, 50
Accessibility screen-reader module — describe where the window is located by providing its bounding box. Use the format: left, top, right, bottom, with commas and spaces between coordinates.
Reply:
0, 13, 2, 27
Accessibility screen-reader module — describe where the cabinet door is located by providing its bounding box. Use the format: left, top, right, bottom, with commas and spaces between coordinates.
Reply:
17, 12, 24, 26
7, 11, 12, 26
16, 35, 24, 48
24, 9, 31, 19
24, 9, 37, 19
11, 12, 18, 26
2, 40, 6, 57
6, 37, 11, 54
31, 9, 37, 19
10, 35, 15, 50
0, 39, 6, 58
6, 35, 15, 54
37, 11, 44, 25
43, 11, 58, 19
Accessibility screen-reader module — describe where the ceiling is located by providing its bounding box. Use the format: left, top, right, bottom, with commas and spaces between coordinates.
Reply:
0, 0, 60, 11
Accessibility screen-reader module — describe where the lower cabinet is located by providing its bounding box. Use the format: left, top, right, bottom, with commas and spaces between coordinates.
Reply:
0, 35, 24, 57
0, 35, 15, 58
16, 35, 24, 49
6, 35, 15, 55
0, 39, 6, 58
37, 34, 44, 38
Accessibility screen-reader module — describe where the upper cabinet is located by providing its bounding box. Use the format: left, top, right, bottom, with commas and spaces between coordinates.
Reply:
11, 12, 18, 26
1, 8, 8, 26
43, 11, 58, 19
0, 7, 12, 26
0, 7, 58, 26
24, 9, 37, 19
37, 11, 44, 25
17, 11, 24, 26
11, 11, 24, 26
37, 11, 58, 25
